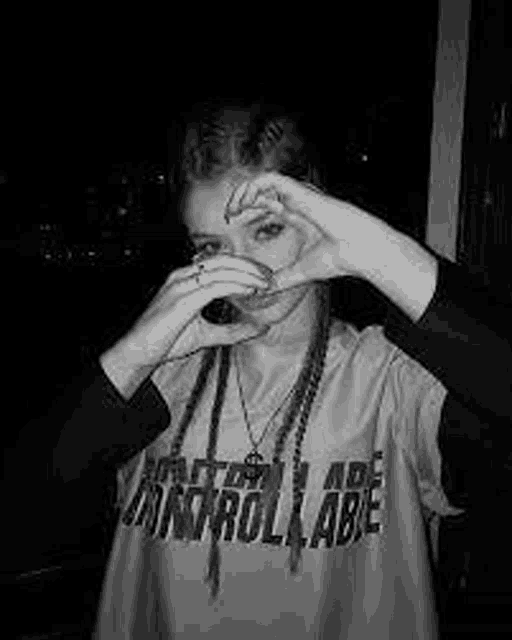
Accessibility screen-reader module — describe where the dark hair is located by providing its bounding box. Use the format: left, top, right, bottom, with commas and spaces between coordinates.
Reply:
169, 99, 329, 239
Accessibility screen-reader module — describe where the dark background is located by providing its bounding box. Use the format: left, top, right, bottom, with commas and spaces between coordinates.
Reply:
2, 4, 439, 434
3, 3, 511, 637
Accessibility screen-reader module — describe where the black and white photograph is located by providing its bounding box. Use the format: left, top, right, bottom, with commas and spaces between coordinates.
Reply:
2, 2, 511, 638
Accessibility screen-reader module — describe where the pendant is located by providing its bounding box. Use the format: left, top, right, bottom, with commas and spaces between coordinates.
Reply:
244, 451, 264, 480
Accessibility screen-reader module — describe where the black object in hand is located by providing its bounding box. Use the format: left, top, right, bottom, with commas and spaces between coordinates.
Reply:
200, 297, 243, 325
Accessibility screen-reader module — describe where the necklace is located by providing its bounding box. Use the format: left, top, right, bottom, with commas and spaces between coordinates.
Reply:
234, 347, 307, 481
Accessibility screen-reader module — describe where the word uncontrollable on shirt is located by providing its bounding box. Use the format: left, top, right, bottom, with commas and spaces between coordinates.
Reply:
120, 452, 384, 550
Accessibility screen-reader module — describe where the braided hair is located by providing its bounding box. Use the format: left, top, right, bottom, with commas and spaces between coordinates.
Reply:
146, 280, 331, 603
176, 99, 328, 201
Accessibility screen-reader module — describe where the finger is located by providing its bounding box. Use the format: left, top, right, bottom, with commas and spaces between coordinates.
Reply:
192, 318, 271, 353
250, 174, 296, 206
168, 254, 272, 284
205, 282, 264, 300
245, 190, 284, 216
172, 268, 270, 297
226, 174, 280, 218
239, 184, 278, 211
271, 263, 309, 291
204, 254, 275, 283
233, 178, 313, 231
271, 251, 342, 291
271, 249, 320, 291
273, 201, 327, 238
226, 180, 251, 218
225, 199, 284, 228
198, 270, 270, 293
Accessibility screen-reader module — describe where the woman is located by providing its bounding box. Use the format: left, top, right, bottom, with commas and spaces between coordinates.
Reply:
50, 102, 512, 638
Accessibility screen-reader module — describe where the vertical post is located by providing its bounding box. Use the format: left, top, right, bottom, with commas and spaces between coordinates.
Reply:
456, 1, 510, 277
426, 0, 471, 261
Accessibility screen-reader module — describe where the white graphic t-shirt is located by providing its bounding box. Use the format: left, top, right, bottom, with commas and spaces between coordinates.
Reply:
93, 322, 465, 639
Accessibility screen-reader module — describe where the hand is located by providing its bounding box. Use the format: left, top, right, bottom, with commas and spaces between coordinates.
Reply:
101, 256, 273, 396
225, 172, 372, 291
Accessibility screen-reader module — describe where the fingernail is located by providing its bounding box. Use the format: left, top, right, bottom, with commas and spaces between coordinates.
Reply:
243, 257, 275, 285
257, 262, 274, 281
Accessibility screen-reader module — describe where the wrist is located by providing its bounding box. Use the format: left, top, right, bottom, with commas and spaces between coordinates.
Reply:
325, 200, 385, 278
357, 220, 438, 322
100, 342, 150, 400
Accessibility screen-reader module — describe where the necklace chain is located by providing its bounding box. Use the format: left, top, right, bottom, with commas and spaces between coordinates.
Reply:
234, 350, 297, 449
234, 347, 310, 480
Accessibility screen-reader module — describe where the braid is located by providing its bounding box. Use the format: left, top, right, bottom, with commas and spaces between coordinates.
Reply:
168, 347, 217, 540
261, 282, 332, 574
288, 287, 331, 574
203, 345, 232, 603
261, 285, 330, 501
258, 340, 317, 511
269, 286, 327, 463
180, 103, 308, 187
157, 283, 332, 603
163, 345, 232, 604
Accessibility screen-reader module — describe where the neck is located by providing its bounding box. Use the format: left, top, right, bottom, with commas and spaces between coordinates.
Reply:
236, 285, 321, 373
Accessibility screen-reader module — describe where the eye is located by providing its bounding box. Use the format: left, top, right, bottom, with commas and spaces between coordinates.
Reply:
191, 221, 285, 258
255, 222, 285, 241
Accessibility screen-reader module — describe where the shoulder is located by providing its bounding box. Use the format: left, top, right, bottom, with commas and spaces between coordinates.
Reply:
357, 324, 446, 405
329, 321, 444, 394
329, 320, 398, 368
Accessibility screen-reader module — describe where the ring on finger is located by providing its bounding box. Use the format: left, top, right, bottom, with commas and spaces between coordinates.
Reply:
195, 263, 204, 286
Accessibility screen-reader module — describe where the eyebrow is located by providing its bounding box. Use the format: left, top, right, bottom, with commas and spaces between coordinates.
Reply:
189, 211, 274, 239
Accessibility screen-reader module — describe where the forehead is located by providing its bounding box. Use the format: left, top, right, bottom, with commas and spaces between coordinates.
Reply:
184, 181, 231, 224
183, 174, 248, 235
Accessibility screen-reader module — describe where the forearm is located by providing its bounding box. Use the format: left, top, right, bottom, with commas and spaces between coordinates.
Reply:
100, 341, 154, 401
356, 214, 439, 322
351, 211, 512, 421
372, 238, 512, 422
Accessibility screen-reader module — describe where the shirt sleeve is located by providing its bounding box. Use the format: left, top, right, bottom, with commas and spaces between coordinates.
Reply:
4, 361, 172, 563
50, 361, 171, 485
383, 252, 512, 423
390, 352, 468, 518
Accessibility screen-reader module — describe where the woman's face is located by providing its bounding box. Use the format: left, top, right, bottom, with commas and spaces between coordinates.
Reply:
182, 176, 313, 324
